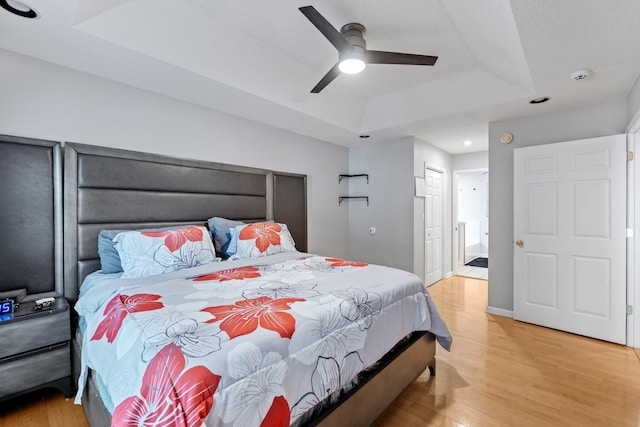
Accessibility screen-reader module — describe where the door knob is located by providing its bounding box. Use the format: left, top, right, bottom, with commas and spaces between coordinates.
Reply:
516, 240, 524, 247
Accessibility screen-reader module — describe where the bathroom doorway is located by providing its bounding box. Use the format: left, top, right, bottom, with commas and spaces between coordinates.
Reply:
454, 170, 488, 279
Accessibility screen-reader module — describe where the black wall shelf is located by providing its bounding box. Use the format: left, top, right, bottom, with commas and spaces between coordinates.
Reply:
339, 196, 369, 206
339, 174, 369, 183
339, 173, 369, 206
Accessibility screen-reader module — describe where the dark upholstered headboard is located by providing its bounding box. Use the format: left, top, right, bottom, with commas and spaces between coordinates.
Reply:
0, 135, 63, 296
63, 143, 307, 302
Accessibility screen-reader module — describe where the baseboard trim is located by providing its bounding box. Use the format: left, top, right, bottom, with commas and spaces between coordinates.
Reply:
486, 306, 513, 318
444, 271, 453, 279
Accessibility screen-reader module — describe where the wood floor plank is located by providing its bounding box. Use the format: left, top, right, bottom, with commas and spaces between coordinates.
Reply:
375, 276, 640, 427
0, 389, 80, 427
2, 275, 639, 426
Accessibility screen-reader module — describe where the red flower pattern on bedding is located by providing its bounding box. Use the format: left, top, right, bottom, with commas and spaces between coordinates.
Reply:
261, 396, 290, 427
91, 294, 164, 343
142, 227, 204, 252
112, 343, 220, 427
202, 296, 304, 339
193, 266, 262, 282
325, 258, 368, 268
239, 223, 282, 253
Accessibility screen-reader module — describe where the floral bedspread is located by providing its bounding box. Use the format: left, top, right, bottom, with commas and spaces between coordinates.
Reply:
75, 252, 451, 427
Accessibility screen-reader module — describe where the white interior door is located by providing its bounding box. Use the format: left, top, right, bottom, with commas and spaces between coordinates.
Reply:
513, 135, 626, 344
425, 168, 443, 286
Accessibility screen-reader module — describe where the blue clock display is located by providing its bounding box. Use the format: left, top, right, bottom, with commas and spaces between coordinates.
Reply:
0, 299, 14, 321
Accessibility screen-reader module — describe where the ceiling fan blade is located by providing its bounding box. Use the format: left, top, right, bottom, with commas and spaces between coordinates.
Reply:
311, 63, 341, 93
299, 6, 352, 52
365, 50, 438, 66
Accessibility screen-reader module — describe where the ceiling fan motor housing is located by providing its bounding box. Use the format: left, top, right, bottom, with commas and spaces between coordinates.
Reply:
340, 23, 367, 50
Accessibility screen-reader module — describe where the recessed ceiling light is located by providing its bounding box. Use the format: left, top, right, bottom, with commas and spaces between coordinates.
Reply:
464, 140, 472, 146
1, 0, 38, 18
529, 97, 550, 104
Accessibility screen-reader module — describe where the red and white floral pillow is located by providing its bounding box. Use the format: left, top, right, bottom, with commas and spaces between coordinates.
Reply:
230, 222, 297, 258
114, 225, 216, 278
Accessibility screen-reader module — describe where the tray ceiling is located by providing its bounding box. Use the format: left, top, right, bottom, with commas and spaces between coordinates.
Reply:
2, 0, 640, 153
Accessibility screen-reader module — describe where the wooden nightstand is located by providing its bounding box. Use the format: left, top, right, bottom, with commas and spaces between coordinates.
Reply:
0, 295, 73, 401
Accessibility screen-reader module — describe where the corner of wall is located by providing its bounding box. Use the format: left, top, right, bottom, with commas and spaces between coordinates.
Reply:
627, 73, 640, 125
346, 139, 414, 271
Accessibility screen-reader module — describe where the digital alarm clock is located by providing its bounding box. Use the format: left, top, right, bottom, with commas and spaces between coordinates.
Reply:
0, 299, 13, 321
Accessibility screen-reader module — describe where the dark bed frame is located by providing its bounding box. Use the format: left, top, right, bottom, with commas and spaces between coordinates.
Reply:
23, 140, 435, 426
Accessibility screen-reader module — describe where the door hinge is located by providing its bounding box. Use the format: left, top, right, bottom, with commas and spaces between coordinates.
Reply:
628, 151, 634, 161
627, 228, 634, 238
628, 305, 633, 315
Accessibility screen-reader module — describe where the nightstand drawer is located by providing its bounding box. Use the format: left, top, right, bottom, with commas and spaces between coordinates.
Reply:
0, 342, 71, 396
0, 307, 70, 359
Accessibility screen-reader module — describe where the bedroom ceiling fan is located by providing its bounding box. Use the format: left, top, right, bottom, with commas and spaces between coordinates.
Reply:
299, 5, 438, 93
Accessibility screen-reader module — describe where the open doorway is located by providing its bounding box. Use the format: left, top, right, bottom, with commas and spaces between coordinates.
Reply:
454, 170, 488, 279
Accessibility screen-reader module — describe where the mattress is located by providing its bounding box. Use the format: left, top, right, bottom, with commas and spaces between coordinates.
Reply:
74, 252, 451, 426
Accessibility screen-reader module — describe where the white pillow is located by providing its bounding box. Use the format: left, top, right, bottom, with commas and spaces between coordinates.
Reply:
114, 225, 216, 278
230, 222, 296, 258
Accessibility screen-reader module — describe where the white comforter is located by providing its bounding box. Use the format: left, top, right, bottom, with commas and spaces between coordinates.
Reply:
75, 252, 451, 427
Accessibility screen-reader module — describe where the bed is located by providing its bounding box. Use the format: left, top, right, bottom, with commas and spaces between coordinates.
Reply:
63, 143, 451, 426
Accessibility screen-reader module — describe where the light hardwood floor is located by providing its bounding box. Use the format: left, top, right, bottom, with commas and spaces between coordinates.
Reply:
2, 276, 639, 426
375, 276, 640, 427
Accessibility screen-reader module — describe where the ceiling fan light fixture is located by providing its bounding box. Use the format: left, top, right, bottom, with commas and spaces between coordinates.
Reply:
299, 6, 437, 93
338, 51, 366, 74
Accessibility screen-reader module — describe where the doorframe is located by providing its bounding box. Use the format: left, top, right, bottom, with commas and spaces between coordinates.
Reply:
425, 165, 445, 285
452, 168, 489, 276
628, 113, 640, 348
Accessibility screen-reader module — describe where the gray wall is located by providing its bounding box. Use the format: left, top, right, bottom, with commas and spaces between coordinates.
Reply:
628, 74, 640, 124
347, 138, 415, 271
347, 137, 453, 280
0, 49, 349, 258
488, 98, 628, 312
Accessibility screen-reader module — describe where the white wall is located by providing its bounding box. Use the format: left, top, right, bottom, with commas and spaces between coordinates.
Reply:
0, 49, 349, 257
458, 172, 489, 259
488, 98, 628, 312
452, 151, 488, 171
347, 138, 415, 271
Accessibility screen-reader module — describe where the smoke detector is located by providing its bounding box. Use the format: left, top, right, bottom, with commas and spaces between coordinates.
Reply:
570, 69, 591, 81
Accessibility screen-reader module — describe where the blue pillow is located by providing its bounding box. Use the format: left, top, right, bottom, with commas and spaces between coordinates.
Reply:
98, 230, 124, 273
207, 217, 245, 259
226, 225, 242, 257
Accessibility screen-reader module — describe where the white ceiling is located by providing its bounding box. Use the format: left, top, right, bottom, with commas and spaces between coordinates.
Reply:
2, 0, 640, 154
